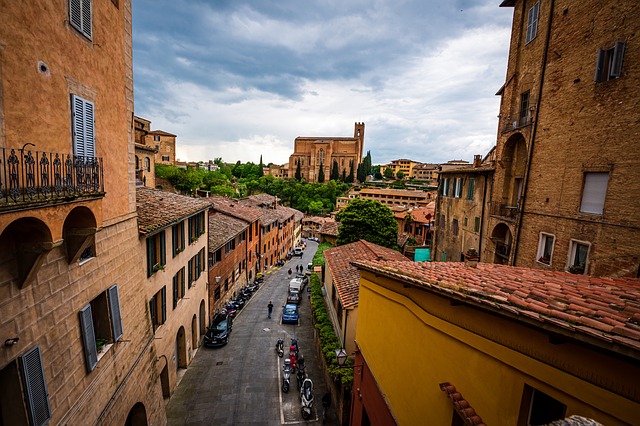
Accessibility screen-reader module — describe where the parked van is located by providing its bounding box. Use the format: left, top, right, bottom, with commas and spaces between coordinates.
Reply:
289, 278, 303, 293
294, 247, 303, 257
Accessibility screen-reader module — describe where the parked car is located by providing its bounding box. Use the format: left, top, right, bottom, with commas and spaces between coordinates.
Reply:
287, 290, 301, 304
293, 247, 303, 257
282, 303, 300, 325
294, 274, 309, 288
204, 313, 232, 347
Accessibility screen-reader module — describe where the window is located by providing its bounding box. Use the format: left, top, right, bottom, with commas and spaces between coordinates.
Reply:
70, 0, 92, 39
0, 346, 51, 426
144, 157, 150, 172
452, 219, 459, 236
525, 2, 540, 44
466, 178, 475, 200
474, 217, 480, 232
214, 286, 221, 301
79, 285, 123, 372
188, 212, 205, 243
172, 222, 185, 257
154, 135, 160, 141
225, 239, 236, 254
519, 91, 530, 126
162, 155, 170, 162
521, 385, 566, 425
568, 240, 589, 275
454, 178, 462, 198
580, 172, 609, 214
209, 248, 222, 267
536, 233, 555, 265
146, 231, 166, 277
149, 287, 167, 332
173, 268, 185, 308
594, 41, 625, 82
188, 253, 202, 288
71, 95, 95, 157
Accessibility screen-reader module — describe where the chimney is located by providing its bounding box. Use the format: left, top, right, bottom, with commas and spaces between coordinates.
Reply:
473, 155, 482, 168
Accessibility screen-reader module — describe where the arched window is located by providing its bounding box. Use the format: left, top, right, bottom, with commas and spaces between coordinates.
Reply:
144, 157, 150, 172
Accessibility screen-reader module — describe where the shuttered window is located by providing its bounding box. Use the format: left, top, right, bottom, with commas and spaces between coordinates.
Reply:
70, 0, 92, 39
79, 304, 98, 372
71, 94, 95, 157
594, 41, 626, 82
108, 285, 123, 342
20, 346, 51, 426
580, 172, 609, 214
526, 2, 540, 44
467, 178, 475, 200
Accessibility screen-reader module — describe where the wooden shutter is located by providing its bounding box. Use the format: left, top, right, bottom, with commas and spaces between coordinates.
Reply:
467, 178, 475, 200
160, 232, 166, 266
149, 297, 156, 330
146, 238, 154, 277
20, 346, 51, 426
173, 275, 178, 309
188, 259, 193, 288
172, 225, 178, 257
611, 41, 625, 78
108, 285, 123, 341
79, 304, 98, 372
71, 95, 95, 157
81, 0, 92, 38
161, 286, 167, 323
594, 48, 606, 82
69, 0, 92, 39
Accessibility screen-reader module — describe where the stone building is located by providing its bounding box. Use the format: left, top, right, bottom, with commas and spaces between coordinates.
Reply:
136, 187, 210, 398
0, 1, 165, 425
357, 187, 434, 208
288, 123, 365, 183
486, 0, 640, 277
149, 130, 176, 166
133, 116, 156, 188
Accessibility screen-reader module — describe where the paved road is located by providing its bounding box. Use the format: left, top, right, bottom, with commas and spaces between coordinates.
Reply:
166, 241, 338, 425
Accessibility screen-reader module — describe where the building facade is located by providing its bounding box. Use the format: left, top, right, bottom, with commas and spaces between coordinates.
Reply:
149, 130, 177, 166
0, 1, 165, 425
357, 187, 434, 208
487, 0, 640, 277
288, 123, 365, 183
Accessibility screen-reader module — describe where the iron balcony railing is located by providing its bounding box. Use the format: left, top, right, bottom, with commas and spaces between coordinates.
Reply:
501, 114, 533, 134
489, 201, 520, 221
495, 241, 511, 259
0, 147, 104, 206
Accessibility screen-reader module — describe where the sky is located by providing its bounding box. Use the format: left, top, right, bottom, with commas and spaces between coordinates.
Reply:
131, 1, 514, 166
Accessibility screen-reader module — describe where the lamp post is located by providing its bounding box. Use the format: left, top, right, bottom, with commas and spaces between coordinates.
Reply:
335, 348, 362, 369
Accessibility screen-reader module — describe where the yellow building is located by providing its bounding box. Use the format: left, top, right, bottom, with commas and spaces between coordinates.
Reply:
349, 260, 640, 425
0, 1, 165, 424
288, 123, 365, 183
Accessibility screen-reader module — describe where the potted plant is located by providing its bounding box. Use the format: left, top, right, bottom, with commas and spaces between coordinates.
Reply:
96, 338, 108, 353
153, 264, 165, 272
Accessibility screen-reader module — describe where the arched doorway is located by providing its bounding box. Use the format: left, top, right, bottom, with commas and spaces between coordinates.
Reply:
157, 356, 170, 398
500, 133, 528, 208
191, 314, 198, 350
0, 217, 53, 288
175, 326, 187, 370
491, 223, 513, 265
199, 300, 206, 337
124, 402, 147, 426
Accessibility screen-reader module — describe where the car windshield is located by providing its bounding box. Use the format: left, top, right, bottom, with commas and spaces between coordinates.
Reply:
212, 318, 227, 331
284, 306, 297, 314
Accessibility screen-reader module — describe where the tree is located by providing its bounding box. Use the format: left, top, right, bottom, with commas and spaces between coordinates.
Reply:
346, 160, 354, 183
341, 169, 347, 182
330, 160, 340, 181
335, 198, 398, 249
295, 160, 302, 181
396, 170, 405, 180
318, 161, 325, 183
383, 167, 394, 179
258, 155, 264, 177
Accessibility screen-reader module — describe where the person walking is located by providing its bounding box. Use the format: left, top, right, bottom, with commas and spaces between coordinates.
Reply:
268, 301, 273, 319
288, 268, 292, 278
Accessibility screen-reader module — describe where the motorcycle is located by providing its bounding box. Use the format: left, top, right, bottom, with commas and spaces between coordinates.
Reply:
275, 338, 284, 357
282, 359, 293, 393
296, 365, 305, 391
300, 377, 314, 420
288, 345, 297, 371
225, 304, 237, 318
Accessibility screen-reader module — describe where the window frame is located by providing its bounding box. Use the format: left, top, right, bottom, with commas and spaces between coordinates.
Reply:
466, 178, 475, 200
146, 231, 166, 277
594, 41, 625, 82
454, 178, 462, 198
536, 233, 555, 265
580, 172, 609, 215
172, 222, 185, 258
149, 286, 167, 332
69, 0, 92, 40
525, 1, 540, 44
71, 94, 95, 158
567, 240, 590, 275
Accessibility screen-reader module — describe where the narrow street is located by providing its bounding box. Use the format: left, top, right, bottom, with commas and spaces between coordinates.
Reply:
166, 241, 338, 425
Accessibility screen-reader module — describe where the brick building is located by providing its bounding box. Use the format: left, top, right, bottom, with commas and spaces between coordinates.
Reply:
150, 130, 177, 166
288, 123, 365, 183
0, 1, 165, 425
486, 0, 640, 277
357, 187, 434, 208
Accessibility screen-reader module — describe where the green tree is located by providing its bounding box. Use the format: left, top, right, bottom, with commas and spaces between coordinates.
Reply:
330, 160, 340, 181
318, 161, 325, 183
258, 155, 264, 177
383, 167, 394, 179
341, 169, 347, 182
396, 170, 405, 180
335, 198, 398, 249
356, 163, 366, 183
308, 200, 323, 215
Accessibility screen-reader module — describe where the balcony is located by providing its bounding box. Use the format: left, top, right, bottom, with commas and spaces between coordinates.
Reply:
1, 147, 104, 210
489, 201, 520, 221
495, 241, 511, 260
501, 114, 533, 134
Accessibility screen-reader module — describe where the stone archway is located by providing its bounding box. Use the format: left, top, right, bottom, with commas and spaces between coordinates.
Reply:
199, 300, 206, 336
191, 314, 198, 350
124, 402, 147, 426
491, 223, 513, 265
500, 133, 528, 208
175, 326, 187, 370
0, 217, 53, 288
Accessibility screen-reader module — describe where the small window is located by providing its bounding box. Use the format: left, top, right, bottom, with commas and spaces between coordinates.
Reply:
525, 2, 540, 44
466, 178, 475, 200
519, 91, 530, 126
188, 212, 205, 244
214, 286, 221, 301
522, 385, 566, 425
153, 135, 160, 141
6, 346, 52, 426
71, 94, 95, 157
442, 178, 449, 196
79, 285, 123, 372
162, 155, 170, 162
173, 268, 185, 308
452, 219, 459, 236
144, 157, 150, 172
70, 0, 92, 39
149, 286, 167, 332
454, 178, 462, 198
568, 240, 589, 275
474, 217, 480, 232
580, 172, 609, 214
594, 41, 625, 82
146, 231, 166, 276
536, 233, 555, 265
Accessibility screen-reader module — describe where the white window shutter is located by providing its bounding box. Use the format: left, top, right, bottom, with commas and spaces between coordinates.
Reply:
81, 0, 92, 39
70, 0, 82, 32
79, 304, 98, 372
580, 172, 609, 214
108, 285, 123, 342
20, 346, 52, 426
71, 95, 95, 158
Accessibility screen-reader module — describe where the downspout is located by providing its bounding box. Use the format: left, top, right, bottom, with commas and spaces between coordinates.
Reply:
512, 0, 555, 265
478, 172, 489, 257
343, 309, 348, 349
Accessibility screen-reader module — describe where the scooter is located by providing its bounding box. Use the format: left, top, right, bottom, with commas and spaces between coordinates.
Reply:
300, 377, 314, 420
282, 359, 293, 393
275, 338, 284, 357
288, 345, 297, 371
296, 365, 305, 391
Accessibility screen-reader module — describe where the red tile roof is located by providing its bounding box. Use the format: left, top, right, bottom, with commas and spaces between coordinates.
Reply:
208, 196, 262, 223
352, 260, 640, 355
208, 212, 248, 249
324, 241, 408, 308
319, 221, 341, 237
136, 187, 210, 235
439, 382, 485, 426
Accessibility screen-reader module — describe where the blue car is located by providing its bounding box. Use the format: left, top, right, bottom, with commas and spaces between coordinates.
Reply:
282, 303, 299, 325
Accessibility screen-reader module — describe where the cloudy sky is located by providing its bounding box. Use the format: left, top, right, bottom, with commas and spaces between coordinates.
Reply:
132, 1, 514, 166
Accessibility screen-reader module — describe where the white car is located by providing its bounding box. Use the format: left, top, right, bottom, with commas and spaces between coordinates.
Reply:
293, 248, 303, 257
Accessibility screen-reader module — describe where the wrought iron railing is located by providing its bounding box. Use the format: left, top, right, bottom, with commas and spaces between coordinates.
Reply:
489, 201, 520, 220
495, 241, 511, 259
0, 147, 104, 206
501, 114, 533, 134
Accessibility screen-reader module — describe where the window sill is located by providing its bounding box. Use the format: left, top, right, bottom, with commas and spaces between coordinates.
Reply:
536, 258, 551, 266
79, 256, 95, 266
96, 343, 114, 362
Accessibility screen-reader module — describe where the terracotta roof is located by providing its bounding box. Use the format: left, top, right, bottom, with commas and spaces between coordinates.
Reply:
149, 130, 176, 137
136, 187, 210, 235
303, 216, 328, 224
319, 221, 341, 237
359, 188, 431, 198
324, 241, 408, 308
397, 233, 410, 247
246, 193, 279, 206
208, 212, 248, 250
134, 143, 156, 152
208, 196, 262, 223
438, 164, 495, 174
439, 382, 485, 426
294, 211, 304, 222
352, 260, 640, 356
274, 205, 296, 223
394, 206, 434, 224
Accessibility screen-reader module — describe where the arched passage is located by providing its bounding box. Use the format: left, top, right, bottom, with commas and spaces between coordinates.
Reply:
157, 356, 170, 398
175, 326, 187, 370
0, 217, 53, 288
191, 314, 198, 349
63, 206, 97, 263
199, 300, 206, 337
491, 223, 513, 265
500, 133, 528, 208
124, 402, 147, 426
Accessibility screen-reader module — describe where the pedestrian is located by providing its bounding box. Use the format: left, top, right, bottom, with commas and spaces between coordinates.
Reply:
268, 301, 273, 319
288, 268, 292, 277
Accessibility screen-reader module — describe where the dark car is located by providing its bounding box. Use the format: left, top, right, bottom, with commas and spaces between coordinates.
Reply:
204, 313, 232, 347
287, 290, 301, 304
282, 303, 299, 325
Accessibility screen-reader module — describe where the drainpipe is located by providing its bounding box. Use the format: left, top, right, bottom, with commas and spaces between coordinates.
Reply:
478, 172, 489, 258
343, 309, 348, 349
512, 0, 555, 265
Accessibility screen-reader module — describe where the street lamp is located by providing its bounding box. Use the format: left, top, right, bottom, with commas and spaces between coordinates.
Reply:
335, 348, 362, 369
215, 276, 221, 285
